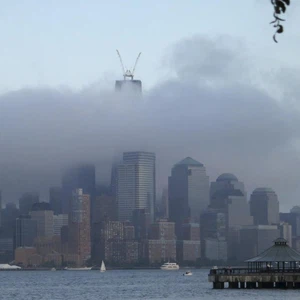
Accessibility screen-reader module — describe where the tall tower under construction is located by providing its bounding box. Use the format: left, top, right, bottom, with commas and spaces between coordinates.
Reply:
115, 50, 142, 94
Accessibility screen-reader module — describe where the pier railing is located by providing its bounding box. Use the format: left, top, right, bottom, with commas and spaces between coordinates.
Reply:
209, 267, 300, 275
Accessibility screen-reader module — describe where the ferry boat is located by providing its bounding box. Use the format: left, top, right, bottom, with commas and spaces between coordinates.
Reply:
160, 262, 180, 270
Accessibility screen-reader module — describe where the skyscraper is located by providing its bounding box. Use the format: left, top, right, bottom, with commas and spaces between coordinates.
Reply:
210, 173, 246, 201
15, 215, 38, 248
61, 164, 95, 220
117, 152, 156, 222
168, 157, 209, 237
68, 189, 91, 264
19, 192, 39, 215
250, 187, 280, 225
30, 202, 54, 238
49, 187, 63, 215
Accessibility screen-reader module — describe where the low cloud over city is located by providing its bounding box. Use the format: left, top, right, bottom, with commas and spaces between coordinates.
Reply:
0, 35, 299, 209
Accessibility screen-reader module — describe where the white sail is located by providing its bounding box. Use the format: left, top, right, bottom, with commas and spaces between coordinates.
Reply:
100, 261, 106, 272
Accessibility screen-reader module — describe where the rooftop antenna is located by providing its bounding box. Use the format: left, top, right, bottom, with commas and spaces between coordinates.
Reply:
116, 50, 142, 80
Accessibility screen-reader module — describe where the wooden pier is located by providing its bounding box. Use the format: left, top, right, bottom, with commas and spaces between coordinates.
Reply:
208, 238, 300, 289
209, 268, 300, 289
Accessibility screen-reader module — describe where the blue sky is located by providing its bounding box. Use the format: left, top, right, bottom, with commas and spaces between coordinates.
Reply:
0, 0, 299, 92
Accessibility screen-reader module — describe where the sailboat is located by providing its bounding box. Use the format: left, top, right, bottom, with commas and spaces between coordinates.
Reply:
100, 260, 106, 272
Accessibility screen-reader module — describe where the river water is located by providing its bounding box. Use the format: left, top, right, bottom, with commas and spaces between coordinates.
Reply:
0, 269, 299, 299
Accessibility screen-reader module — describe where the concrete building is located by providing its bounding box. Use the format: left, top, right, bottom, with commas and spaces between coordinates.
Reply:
53, 214, 68, 236
92, 221, 138, 265
68, 189, 91, 264
117, 152, 156, 222
204, 238, 227, 261
149, 219, 176, 240
279, 222, 292, 246
19, 192, 39, 215
168, 157, 209, 237
176, 240, 201, 263
132, 208, 151, 240
182, 222, 200, 241
237, 225, 280, 261
15, 215, 38, 248
143, 239, 176, 264
30, 203, 54, 238
49, 187, 63, 215
93, 195, 117, 223
250, 188, 280, 225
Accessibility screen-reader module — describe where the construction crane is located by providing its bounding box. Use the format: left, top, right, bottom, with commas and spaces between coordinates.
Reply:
116, 50, 142, 80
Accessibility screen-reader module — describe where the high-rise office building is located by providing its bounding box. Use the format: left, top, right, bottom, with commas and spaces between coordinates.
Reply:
210, 173, 246, 201
116, 164, 136, 221
61, 164, 95, 218
249, 187, 280, 225
168, 157, 209, 237
30, 202, 54, 238
15, 215, 38, 248
19, 192, 39, 215
49, 187, 63, 215
68, 189, 91, 264
53, 214, 68, 236
117, 152, 156, 222
93, 195, 117, 223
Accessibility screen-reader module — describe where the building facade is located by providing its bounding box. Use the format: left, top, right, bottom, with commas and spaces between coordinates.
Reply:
68, 189, 91, 265
250, 188, 280, 225
117, 152, 156, 222
168, 157, 209, 237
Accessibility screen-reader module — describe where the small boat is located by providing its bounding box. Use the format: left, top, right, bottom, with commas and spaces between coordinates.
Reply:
183, 271, 193, 276
64, 267, 92, 271
51, 267, 56, 271
100, 260, 106, 272
160, 262, 180, 270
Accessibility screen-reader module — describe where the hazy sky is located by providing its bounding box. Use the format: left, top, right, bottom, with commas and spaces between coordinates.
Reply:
0, 0, 299, 91
0, 1, 300, 211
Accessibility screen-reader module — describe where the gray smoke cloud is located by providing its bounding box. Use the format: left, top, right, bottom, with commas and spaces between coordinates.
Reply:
0, 35, 299, 211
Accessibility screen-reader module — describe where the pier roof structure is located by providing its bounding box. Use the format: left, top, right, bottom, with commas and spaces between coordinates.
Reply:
246, 238, 300, 263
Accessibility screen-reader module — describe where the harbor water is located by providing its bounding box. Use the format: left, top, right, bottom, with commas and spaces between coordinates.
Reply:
0, 269, 299, 300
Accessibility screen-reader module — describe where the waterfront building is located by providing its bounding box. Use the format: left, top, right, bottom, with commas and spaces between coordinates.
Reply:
68, 189, 91, 265
15, 215, 38, 248
237, 225, 280, 261
168, 157, 209, 238
204, 238, 227, 261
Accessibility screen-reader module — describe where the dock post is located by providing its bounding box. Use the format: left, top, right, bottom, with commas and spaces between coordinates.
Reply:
294, 282, 300, 289
240, 282, 245, 289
